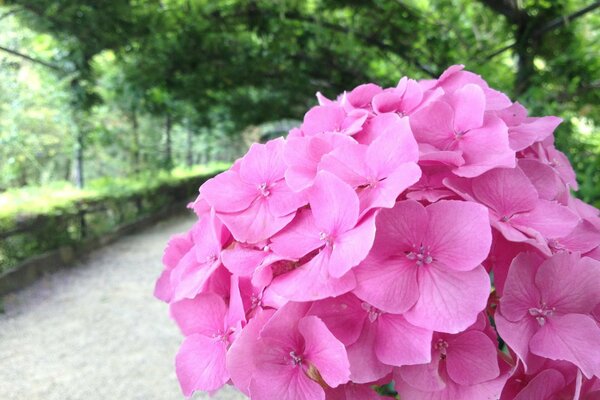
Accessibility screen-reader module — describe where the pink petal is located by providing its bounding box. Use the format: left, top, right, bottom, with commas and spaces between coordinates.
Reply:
554, 220, 600, 253
347, 83, 382, 108
269, 208, 323, 259
365, 114, 419, 175
299, 315, 351, 387
301, 105, 345, 136
346, 320, 393, 383
319, 142, 370, 186
328, 213, 377, 278
511, 200, 580, 239
308, 293, 365, 346
494, 313, 539, 371
410, 101, 455, 150
375, 313, 433, 366
162, 232, 193, 269
200, 170, 257, 213
284, 133, 355, 191
170, 293, 227, 336
509, 116, 562, 151
310, 171, 359, 235
448, 83, 485, 132
518, 158, 565, 201
170, 255, 220, 302
454, 114, 515, 177
373, 199, 427, 257
425, 200, 492, 272
227, 309, 275, 395
154, 268, 174, 302
535, 253, 600, 315
325, 382, 382, 400
268, 250, 356, 301
371, 88, 405, 114
471, 167, 538, 217
530, 314, 600, 378
499, 252, 543, 322
268, 179, 307, 217
445, 330, 500, 385
175, 334, 229, 395
239, 138, 286, 185
358, 163, 421, 213
250, 365, 325, 400
353, 256, 419, 314
397, 357, 446, 392
221, 245, 268, 276
512, 368, 566, 400
405, 264, 491, 333
217, 197, 295, 244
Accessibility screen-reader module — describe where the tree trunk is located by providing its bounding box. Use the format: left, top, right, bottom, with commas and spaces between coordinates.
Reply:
514, 19, 536, 96
165, 113, 173, 170
74, 124, 84, 188
186, 127, 194, 167
131, 110, 140, 174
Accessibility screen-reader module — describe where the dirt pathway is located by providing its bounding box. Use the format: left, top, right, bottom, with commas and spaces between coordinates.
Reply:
0, 214, 245, 400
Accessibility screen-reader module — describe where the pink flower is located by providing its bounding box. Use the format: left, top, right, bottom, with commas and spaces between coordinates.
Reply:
201, 138, 306, 243
495, 252, 600, 377
493, 102, 562, 151
171, 290, 243, 396
232, 302, 351, 400
446, 167, 580, 253
410, 83, 515, 177
300, 104, 368, 137
267, 172, 376, 301
155, 230, 193, 302
168, 211, 230, 302
371, 77, 434, 116
395, 315, 504, 400
500, 359, 584, 400
353, 199, 492, 333
309, 293, 432, 383
284, 132, 356, 191
319, 114, 421, 213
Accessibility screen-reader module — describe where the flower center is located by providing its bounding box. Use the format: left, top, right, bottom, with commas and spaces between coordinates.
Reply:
435, 339, 449, 360
529, 302, 555, 326
204, 254, 218, 264
406, 245, 433, 266
289, 351, 303, 366
319, 232, 334, 247
361, 302, 382, 322
257, 182, 271, 197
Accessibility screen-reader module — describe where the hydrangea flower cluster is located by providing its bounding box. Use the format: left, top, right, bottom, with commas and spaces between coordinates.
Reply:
155, 65, 600, 399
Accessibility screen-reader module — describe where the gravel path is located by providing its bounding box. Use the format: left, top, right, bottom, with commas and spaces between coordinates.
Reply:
0, 214, 246, 400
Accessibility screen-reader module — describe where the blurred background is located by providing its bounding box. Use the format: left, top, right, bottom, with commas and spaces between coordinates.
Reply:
0, 0, 598, 398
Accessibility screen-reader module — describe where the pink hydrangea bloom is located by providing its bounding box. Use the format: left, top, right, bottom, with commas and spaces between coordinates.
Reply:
395, 315, 506, 400
495, 252, 600, 377
353, 199, 492, 333
201, 138, 306, 243
155, 65, 600, 399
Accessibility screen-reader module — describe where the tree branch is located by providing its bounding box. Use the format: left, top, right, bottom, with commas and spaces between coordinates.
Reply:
535, 1, 600, 37
477, 0, 522, 22
480, 1, 600, 62
0, 45, 62, 70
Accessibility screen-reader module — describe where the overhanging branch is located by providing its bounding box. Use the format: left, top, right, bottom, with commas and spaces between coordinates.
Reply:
0, 45, 62, 71
480, 1, 600, 62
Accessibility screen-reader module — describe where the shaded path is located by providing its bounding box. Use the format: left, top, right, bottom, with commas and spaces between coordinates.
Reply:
0, 214, 245, 400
